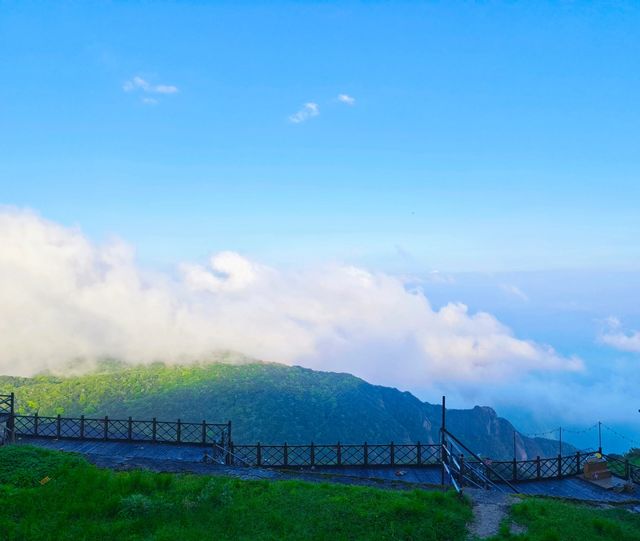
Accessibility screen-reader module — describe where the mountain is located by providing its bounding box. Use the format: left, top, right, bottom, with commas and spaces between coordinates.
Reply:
0, 359, 571, 459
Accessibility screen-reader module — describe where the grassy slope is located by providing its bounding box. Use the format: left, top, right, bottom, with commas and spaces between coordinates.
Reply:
1, 447, 638, 541
489, 497, 640, 541
0, 446, 470, 541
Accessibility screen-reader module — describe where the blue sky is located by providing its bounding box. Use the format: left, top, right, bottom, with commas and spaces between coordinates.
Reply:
1, 1, 640, 450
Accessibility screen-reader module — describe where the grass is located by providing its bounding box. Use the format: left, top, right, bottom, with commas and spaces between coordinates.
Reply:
487, 497, 640, 541
0, 445, 472, 541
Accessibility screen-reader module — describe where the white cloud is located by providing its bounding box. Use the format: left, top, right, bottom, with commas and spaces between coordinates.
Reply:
181, 252, 262, 293
500, 284, 529, 302
288, 102, 319, 124
0, 209, 583, 388
428, 271, 456, 284
123, 75, 178, 104
337, 94, 355, 105
152, 84, 179, 95
600, 318, 640, 353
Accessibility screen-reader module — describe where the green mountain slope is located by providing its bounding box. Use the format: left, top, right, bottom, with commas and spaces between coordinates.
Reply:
0, 361, 571, 459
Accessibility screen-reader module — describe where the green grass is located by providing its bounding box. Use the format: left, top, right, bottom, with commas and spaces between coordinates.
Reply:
488, 497, 640, 541
0, 446, 471, 541
627, 449, 640, 467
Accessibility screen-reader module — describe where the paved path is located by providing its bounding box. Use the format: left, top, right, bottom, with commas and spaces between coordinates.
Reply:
18, 437, 640, 505
17, 437, 442, 492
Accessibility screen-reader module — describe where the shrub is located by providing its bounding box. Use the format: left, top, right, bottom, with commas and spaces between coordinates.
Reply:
118, 494, 158, 518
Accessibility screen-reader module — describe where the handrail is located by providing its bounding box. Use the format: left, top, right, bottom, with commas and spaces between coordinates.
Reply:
443, 428, 518, 493
602, 453, 640, 485
13, 413, 228, 428
442, 460, 461, 493
12, 412, 231, 447
443, 438, 506, 492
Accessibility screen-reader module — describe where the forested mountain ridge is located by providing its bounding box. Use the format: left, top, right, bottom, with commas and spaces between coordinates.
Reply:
0, 360, 571, 459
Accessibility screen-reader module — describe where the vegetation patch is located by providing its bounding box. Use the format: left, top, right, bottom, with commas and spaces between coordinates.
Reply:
0, 445, 471, 541
487, 497, 640, 541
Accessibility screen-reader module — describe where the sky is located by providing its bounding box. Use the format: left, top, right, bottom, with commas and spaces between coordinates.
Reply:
1, 1, 640, 451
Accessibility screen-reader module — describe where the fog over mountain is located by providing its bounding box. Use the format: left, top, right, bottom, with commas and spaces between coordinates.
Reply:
2, 208, 639, 449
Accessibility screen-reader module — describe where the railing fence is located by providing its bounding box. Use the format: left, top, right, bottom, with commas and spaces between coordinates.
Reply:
3, 393, 639, 487
0, 393, 14, 445
226, 441, 442, 468
12, 412, 231, 449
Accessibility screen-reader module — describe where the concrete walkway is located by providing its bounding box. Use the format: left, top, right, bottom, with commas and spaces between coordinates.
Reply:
19, 437, 640, 505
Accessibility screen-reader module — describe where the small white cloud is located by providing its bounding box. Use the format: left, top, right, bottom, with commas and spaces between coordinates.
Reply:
500, 284, 529, 302
605, 316, 621, 329
337, 93, 355, 105
153, 84, 179, 95
123, 75, 179, 104
289, 102, 319, 124
600, 318, 640, 353
427, 271, 456, 285
123, 76, 152, 93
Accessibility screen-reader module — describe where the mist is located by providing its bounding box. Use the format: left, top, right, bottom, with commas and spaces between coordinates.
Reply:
3, 208, 639, 438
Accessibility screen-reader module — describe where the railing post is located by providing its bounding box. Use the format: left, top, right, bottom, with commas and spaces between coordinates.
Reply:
576, 451, 581, 475
56, 414, 61, 438
512, 458, 517, 482
128, 417, 133, 441
227, 441, 234, 466
7, 393, 15, 442
79, 415, 84, 439
177, 419, 181, 443
598, 421, 602, 454
152, 417, 157, 443
536, 456, 541, 480
390, 441, 395, 466
337, 442, 342, 466
557, 454, 562, 479
34, 412, 39, 437
284, 442, 288, 467
201, 421, 207, 444
310, 442, 315, 466
441, 395, 446, 487
257, 442, 262, 467
104, 416, 109, 441
459, 454, 465, 487
227, 421, 232, 448
364, 442, 368, 466
416, 442, 421, 466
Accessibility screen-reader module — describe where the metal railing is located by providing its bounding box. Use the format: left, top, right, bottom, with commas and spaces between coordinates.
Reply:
4, 391, 639, 489
0, 393, 14, 445
13, 413, 231, 448
442, 428, 518, 493
0, 393, 13, 415
225, 441, 442, 468
604, 454, 640, 484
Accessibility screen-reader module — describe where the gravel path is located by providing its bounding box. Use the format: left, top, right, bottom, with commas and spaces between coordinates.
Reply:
465, 488, 523, 539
